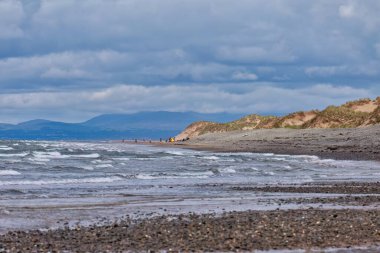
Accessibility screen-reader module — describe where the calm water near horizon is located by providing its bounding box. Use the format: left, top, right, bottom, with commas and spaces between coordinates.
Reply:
1, 140, 380, 233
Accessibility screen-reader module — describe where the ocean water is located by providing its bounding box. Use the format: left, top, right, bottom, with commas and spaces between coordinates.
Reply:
1, 140, 380, 232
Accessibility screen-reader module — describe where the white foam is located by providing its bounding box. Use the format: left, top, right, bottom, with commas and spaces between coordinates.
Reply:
219, 167, 237, 173
181, 171, 214, 176
95, 164, 114, 168
272, 157, 287, 161
136, 171, 213, 180
164, 150, 185, 156
113, 158, 131, 161
135, 174, 155, 180
81, 166, 94, 171
3, 159, 20, 164
70, 153, 100, 158
201, 156, 220, 160
293, 155, 319, 160
274, 154, 291, 157
0, 152, 28, 157
33, 151, 69, 159
0, 176, 121, 186
136, 174, 210, 180
221, 158, 236, 162
28, 157, 50, 163
91, 160, 113, 164
0, 146, 13, 151
0, 170, 21, 176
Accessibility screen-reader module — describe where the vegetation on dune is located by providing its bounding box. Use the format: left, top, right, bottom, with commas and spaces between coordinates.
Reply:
273, 110, 318, 128
368, 106, 380, 124
376, 97, 380, 104
177, 97, 380, 139
304, 106, 370, 128
198, 115, 278, 135
343, 98, 372, 109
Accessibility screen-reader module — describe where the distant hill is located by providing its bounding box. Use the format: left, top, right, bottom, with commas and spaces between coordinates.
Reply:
83, 111, 242, 131
0, 112, 242, 140
176, 97, 380, 140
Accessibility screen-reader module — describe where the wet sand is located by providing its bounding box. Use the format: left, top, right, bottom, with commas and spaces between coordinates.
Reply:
232, 182, 380, 194
176, 125, 380, 161
1, 182, 380, 252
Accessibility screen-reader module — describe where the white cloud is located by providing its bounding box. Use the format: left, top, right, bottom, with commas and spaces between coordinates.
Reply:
0, 49, 241, 87
0, 50, 131, 83
140, 63, 230, 81
0, 0, 24, 39
337, 1, 380, 32
216, 43, 296, 63
305, 66, 348, 76
305, 63, 380, 77
40, 68, 91, 79
339, 4, 355, 18
232, 71, 258, 81
0, 83, 373, 123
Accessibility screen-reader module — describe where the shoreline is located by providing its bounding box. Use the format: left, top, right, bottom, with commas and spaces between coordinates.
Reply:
1, 136, 380, 251
1, 182, 380, 251
170, 125, 380, 161
174, 142, 380, 161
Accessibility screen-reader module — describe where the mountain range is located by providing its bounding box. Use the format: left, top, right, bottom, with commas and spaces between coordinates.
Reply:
0, 112, 243, 140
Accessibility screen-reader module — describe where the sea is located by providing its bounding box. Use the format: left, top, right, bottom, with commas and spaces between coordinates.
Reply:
1, 140, 380, 233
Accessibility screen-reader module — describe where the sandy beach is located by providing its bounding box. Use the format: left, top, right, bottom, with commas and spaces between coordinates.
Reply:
1, 179, 380, 253
2, 0, 380, 251
0, 134, 380, 252
176, 125, 380, 161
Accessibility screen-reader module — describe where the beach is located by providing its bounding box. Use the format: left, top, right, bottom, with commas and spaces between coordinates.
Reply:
1, 208, 380, 252
177, 125, 380, 161
1, 0, 379, 251
0, 137, 380, 252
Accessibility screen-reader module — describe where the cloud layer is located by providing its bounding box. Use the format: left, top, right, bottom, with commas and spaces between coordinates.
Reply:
1, 83, 376, 123
0, 0, 379, 122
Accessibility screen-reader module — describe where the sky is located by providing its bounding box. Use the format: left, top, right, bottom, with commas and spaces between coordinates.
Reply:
0, 0, 380, 123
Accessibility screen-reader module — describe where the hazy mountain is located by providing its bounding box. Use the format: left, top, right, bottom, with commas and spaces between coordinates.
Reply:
83, 111, 241, 130
0, 111, 242, 140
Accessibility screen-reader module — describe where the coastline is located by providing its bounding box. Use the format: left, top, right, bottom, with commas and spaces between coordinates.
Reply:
1, 135, 380, 252
172, 125, 380, 161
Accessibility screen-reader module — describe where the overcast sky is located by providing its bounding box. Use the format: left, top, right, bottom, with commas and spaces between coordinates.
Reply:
1, 0, 379, 123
